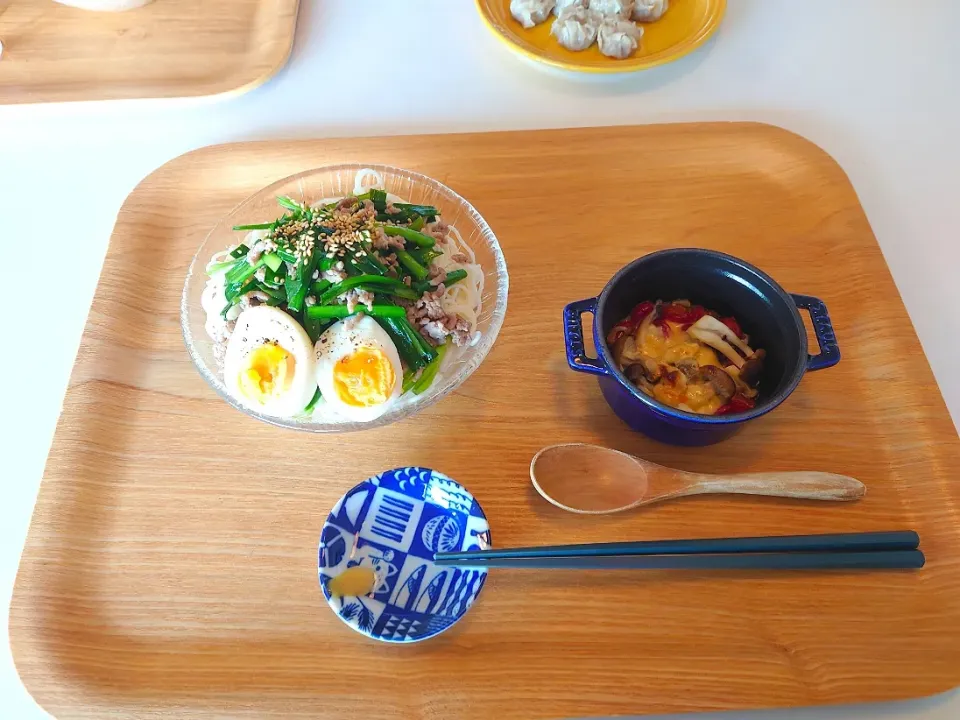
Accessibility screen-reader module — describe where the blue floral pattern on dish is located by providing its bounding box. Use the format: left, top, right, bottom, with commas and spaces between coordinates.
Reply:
318, 467, 491, 643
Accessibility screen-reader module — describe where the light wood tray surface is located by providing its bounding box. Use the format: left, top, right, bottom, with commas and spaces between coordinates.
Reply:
10, 124, 960, 719
0, 0, 299, 104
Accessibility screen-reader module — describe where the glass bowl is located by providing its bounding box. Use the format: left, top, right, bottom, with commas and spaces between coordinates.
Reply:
180, 164, 509, 432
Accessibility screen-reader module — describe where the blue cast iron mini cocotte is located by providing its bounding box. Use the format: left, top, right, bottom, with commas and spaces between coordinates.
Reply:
563, 249, 841, 446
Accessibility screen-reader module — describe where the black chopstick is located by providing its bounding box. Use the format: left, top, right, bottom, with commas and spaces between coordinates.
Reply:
433, 550, 924, 571
434, 531, 919, 563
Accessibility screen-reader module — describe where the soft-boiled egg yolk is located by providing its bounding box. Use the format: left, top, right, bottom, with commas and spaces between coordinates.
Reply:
237, 343, 295, 405
333, 346, 396, 407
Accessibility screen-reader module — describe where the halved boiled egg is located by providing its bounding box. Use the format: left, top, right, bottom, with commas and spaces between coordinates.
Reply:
314, 315, 403, 422
224, 306, 318, 418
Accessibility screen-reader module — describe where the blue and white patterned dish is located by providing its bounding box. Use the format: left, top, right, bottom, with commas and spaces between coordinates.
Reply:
318, 467, 491, 643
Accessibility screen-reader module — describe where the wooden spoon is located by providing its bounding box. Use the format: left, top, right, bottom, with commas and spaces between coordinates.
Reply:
530, 443, 865, 515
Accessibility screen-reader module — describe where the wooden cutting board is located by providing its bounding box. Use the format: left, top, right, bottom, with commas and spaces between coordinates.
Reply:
10, 123, 960, 719
0, 0, 299, 104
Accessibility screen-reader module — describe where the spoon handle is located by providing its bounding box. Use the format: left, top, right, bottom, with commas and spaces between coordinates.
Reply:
687, 472, 865, 501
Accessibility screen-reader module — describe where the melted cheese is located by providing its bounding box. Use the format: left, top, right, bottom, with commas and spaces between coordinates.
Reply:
636, 321, 725, 414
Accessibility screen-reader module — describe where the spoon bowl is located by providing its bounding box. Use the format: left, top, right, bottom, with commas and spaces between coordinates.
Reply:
531, 443, 865, 515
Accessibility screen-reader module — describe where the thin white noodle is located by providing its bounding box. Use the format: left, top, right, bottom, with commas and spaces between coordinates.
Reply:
353, 169, 385, 196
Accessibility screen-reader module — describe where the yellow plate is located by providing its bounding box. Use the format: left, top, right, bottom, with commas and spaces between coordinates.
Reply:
476, 0, 726, 74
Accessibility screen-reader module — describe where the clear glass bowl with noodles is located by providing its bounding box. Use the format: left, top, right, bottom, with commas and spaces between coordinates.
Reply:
181, 164, 509, 432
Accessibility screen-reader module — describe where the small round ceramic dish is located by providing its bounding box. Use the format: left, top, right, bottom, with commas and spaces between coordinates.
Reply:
476, 0, 726, 75
318, 467, 491, 643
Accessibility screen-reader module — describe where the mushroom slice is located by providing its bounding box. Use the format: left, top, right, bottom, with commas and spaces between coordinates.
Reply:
738, 348, 766, 388
675, 357, 700, 380
623, 354, 661, 383
699, 365, 737, 403
688, 327, 746, 368
690, 315, 754, 357
611, 332, 632, 365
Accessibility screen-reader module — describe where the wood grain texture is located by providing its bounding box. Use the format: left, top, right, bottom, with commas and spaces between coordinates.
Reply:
0, 0, 299, 104
10, 123, 960, 719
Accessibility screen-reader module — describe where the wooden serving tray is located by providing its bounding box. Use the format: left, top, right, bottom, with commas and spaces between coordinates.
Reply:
11, 124, 960, 719
0, 0, 299, 104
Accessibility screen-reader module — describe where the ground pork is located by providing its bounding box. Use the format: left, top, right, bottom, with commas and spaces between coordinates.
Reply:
323, 266, 348, 283
422, 220, 449, 242
380, 252, 400, 276
406, 285, 472, 347
344, 288, 374, 314
371, 226, 405, 251
239, 290, 270, 309
246, 238, 277, 265
343, 311, 366, 332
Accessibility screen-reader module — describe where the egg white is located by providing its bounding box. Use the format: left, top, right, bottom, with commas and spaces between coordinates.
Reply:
314, 315, 404, 422
223, 306, 318, 418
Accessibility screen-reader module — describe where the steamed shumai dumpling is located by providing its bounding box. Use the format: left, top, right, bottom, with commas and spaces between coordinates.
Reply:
511, 0, 556, 28
553, 0, 588, 16
551, 7, 602, 51
632, 0, 668, 21
597, 17, 644, 58
588, 0, 634, 20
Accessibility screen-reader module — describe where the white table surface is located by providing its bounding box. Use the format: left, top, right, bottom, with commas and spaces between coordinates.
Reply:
2, 1, 958, 718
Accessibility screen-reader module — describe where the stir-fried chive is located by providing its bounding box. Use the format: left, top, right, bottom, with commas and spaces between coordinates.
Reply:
413, 269, 467, 294
277, 248, 297, 264
303, 387, 323, 414
407, 248, 442, 267
263, 252, 282, 273
229, 244, 250, 258
306, 305, 406, 320
318, 274, 413, 305
353, 191, 371, 202
258, 285, 286, 302
388, 315, 437, 363
225, 255, 266, 286
263, 263, 286, 285
402, 368, 420, 393
393, 202, 438, 218
286, 249, 320, 313
395, 249, 428, 280
232, 223, 273, 232
311, 279, 332, 296
409, 216, 425, 231
277, 195, 304, 213
413, 340, 449, 394
354, 282, 419, 301
225, 278, 257, 303
361, 245, 388, 274
369, 188, 388, 212
304, 313, 333, 344
384, 225, 436, 248
206, 259, 239, 275
380, 318, 424, 371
